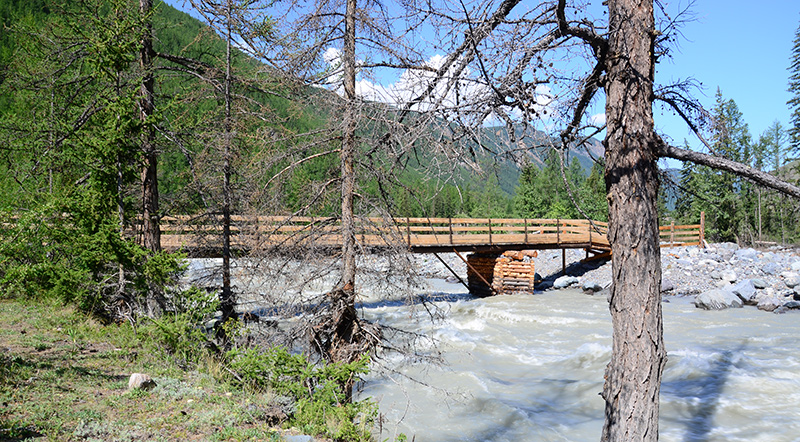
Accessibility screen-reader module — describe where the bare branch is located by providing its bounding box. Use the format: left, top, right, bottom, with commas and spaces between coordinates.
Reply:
659, 142, 800, 199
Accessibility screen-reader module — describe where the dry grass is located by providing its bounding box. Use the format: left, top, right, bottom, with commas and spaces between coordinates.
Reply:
0, 297, 309, 442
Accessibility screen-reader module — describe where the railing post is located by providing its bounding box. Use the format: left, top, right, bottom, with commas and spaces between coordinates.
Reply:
488, 218, 492, 245
524, 218, 528, 244
406, 217, 411, 248
557, 218, 561, 245
449, 217, 453, 245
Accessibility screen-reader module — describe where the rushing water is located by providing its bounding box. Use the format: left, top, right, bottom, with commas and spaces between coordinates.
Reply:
359, 281, 800, 442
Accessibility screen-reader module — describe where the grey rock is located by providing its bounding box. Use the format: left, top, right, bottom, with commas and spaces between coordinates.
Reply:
783, 300, 800, 309
734, 248, 758, 261
792, 261, 800, 272
284, 436, 314, 442
761, 262, 781, 276
582, 281, 603, 293
710, 270, 722, 280
720, 270, 737, 284
716, 248, 736, 262
757, 296, 783, 312
676, 259, 694, 268
661, 278, 676, 293
731, 279, 757, 304
784, 273, 800, 289
695, 288, 743, 310
717, 242, 739, 251
751, 278, 768, 289
128, 373, 156, 391
553, 275, 579, 289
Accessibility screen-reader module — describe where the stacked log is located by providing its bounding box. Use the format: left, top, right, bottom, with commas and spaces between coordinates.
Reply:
467, 250, 539, 297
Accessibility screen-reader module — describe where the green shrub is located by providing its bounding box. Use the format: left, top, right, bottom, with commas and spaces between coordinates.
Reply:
226, 347, 376, 441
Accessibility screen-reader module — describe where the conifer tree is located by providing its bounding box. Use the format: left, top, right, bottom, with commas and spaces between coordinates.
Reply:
788, 20, 800, 155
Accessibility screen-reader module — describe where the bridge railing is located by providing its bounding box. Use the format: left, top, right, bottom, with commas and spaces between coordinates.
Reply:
158, 215, 615, 252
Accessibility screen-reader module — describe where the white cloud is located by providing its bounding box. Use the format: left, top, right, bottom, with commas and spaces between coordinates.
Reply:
589, 112, 606, 127
321, 48, 557, 125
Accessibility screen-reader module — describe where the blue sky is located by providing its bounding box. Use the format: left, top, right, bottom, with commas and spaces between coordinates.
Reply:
164, 0, 800, 156
654, 0, 800, 148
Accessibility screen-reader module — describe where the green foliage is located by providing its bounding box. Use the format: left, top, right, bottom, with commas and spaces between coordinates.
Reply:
789, 19, 800, 156
142, 285, 218, 365
514, 150, 607, 221
226, 347, 376, 441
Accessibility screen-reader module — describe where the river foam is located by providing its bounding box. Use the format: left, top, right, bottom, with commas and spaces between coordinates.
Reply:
362, 282, 800, 442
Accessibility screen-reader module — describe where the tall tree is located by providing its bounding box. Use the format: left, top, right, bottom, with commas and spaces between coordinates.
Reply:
788, 19, 800, 156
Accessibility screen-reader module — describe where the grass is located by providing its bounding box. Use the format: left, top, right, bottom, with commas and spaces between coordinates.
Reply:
0, 297, 309, 442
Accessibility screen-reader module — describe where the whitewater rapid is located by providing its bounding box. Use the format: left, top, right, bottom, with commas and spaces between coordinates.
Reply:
360, 281, 800, 442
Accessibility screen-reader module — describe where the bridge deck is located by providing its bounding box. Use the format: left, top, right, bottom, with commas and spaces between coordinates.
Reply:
157, 216, 704, 256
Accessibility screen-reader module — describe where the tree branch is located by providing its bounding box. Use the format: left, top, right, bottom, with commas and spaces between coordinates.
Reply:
659, 142, 800, 199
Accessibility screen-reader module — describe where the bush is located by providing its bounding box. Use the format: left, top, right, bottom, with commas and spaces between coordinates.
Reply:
226, 347, 376, 442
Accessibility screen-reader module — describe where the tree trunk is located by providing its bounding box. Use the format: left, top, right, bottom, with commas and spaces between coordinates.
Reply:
601, 0, 667, 440
139, 0, 160, 253
340, 0, 357, 299
219, 0, 235, 332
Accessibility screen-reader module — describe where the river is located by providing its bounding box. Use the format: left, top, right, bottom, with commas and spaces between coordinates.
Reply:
359, 280, 800, 442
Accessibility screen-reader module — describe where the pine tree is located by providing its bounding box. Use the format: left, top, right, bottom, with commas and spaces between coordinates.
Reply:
788, 20, 800, 155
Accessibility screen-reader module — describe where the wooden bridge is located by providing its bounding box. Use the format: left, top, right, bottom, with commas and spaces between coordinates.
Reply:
159, 215, 705, 256
158, 214, 704, 296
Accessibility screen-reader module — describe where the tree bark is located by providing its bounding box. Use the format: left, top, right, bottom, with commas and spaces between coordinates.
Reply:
219, 0, 235, 331
601, 0, 667, 440
139, 0, 160, 253
340, 0, 357, 298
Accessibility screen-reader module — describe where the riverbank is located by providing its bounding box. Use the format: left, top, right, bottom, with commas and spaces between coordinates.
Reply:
409, 243, 800, 311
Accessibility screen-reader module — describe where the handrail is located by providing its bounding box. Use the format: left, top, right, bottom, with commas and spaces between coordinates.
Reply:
153, 216, 701, 252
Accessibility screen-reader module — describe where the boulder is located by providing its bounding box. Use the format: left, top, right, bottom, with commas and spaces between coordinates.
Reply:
783, 273, 800, 289
661, 278, 676, 293
761, 262, 781, 276
709, 270, 722, 280
731, 279, 757, 304
553, 275, 579, 289
676, 258, 694, 268
582, 281, 603, 294
751, 278, 768, 289
720, 270, 737, 284
695, 288, 743, 310
782, 300, 800, 310
792, 261, 800, 272
734, 248, 758, 261
128, 373, 156, 391
757, 296, 783, 312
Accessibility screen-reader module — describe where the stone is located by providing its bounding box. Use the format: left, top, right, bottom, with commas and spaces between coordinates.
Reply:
734, 248, 758, 261
757, 296, 783, 312
661, 278, 676, 293
676, 259, 694, 268
582, 281, 603, 294
720, 270, 737, 284
716, 248, 735, 262
792, 261, 800, 272
761, 262, 781, 276
783, 300, 800, 309
751, 278, 768, 289
695, 288, 743, 310
731, 279, 757, 304
128, 373, 156, 391
709, 270, 722, 280
553, 275, 579, 289
783, 273, 800, 289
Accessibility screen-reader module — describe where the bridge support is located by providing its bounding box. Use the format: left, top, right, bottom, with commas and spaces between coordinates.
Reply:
466, 251, 539, 297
